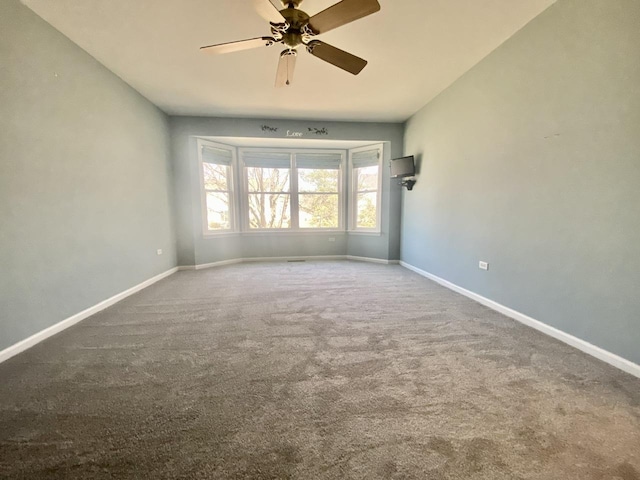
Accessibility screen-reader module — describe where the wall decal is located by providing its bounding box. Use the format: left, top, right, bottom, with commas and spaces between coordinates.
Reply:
260, 125, 329, 136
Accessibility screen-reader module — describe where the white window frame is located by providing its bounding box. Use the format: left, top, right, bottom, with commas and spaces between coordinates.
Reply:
238, 147, 346, 233
197, 139, 238, 236
348, 143, 383, 233
296, 151, 345, 232
241, 149, 293, 232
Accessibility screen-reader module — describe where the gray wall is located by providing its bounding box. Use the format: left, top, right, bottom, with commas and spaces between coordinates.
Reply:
0, 0, 177, 351
169, 117, 404, 265
402, 0, 640, 364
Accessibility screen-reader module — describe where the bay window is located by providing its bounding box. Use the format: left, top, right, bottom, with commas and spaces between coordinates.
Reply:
198, 140, 383, 235
198, 140, 236, 233
349, 144, 383, 232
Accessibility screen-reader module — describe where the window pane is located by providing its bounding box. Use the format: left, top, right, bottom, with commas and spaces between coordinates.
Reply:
203, 163, 229, 191
298, 168, 339, 193
247, 167, 290, 193
299, 194, 339, 228
357, 166, 378, 191
206, 192, 230, 230
248, 193, 291, 229
356, 192, 377, 228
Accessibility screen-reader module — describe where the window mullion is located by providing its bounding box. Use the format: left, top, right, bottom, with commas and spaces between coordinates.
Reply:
240, 161, 248, 231
290, 154, 299, 229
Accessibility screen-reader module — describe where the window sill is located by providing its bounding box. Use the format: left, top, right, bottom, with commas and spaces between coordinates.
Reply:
347, 230, 382, 236
241, 230, 346, 236
203, 230, 347, 238
203, 231, 240, 238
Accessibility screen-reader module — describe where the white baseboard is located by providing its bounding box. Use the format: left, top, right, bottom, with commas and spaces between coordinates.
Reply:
347, 255, 399, 265
400, 261, 640, 379
244, 255, 346, 263
194, 259, 243, 270
183, 255, 397, 270
0, 267, 179, 364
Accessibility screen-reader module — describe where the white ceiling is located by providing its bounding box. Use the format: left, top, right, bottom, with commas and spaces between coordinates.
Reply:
22, 0, 556, 122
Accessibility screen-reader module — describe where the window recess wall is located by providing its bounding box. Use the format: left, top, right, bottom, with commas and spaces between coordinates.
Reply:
169, 117, 403, 265
191, 137, 394, 262
191, 137, 395, 261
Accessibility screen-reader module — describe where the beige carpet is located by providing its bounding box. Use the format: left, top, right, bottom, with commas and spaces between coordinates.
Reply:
0, 261, 639, 479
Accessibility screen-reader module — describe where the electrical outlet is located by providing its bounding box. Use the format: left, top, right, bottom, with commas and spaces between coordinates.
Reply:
479, 261, 489, 271
157, 249, 163, 255
328, 237, 336, 242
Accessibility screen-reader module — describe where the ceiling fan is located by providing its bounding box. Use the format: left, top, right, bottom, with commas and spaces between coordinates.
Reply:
200, 0, 381, 87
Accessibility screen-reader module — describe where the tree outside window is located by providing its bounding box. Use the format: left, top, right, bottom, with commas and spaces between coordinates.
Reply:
246, 166, 291, 229
355, 165, 378, 228
298, 168, 339, 228
201, 143, 234, 232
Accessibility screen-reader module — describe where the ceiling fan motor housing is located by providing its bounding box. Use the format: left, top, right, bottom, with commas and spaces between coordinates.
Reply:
279, 7, 311, 48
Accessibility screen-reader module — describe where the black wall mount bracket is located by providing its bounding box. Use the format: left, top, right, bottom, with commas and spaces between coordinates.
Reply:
400, 179, 416, 191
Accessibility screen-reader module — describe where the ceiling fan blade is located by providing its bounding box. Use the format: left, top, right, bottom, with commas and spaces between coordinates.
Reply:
253, 0, 286, 24
275, 51, 297, 87
200, 37, 275, 55
307, 0, 380, 34
306, 41, 367, 75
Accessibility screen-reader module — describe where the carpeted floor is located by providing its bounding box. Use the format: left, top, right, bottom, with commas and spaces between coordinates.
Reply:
0, 261, 639, 479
